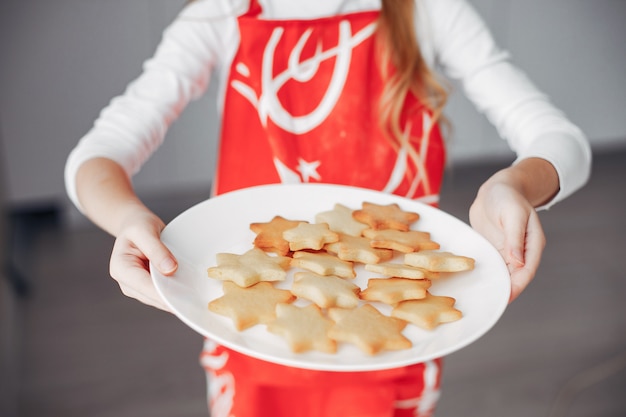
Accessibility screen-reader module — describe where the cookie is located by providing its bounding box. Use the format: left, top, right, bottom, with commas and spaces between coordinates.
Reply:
208, 282, 296, 330
352, 202, 420, 231
207, 248, 291, 288
250, 216, 303, 255
291, 251, 356, 279
328, 304, 412, 355
364, 262, 440, 280
267, 303, 337, 354
283, 222, 339, 251
391, 292, 462, 330
359, 277, 431, 305
291, 271, 361, 309
315, 203, 369, 237
324, 233, 394, 264
404, 250, 475, 272
362, 229, 440, 253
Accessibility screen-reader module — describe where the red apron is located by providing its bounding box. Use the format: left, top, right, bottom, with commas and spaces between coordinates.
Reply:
213, 2, 445, 201
204, 2, 446, 416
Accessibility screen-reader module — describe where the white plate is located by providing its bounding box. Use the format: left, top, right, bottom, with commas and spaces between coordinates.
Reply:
152, 183, 510, 372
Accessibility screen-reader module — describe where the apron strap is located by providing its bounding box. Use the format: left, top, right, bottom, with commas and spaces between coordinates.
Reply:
243, 0, 263, 17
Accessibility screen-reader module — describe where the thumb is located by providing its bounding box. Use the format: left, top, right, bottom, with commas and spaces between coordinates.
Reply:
154, 252, 178, 276
135, 232, 178, 275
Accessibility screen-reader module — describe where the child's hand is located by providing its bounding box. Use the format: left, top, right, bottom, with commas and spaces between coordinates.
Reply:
109, 209, 178, 312
74, 158, 180, 312
469, 163, 551, 303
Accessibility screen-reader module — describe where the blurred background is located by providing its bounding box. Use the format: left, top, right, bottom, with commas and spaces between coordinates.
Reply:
1, 0, 625, 416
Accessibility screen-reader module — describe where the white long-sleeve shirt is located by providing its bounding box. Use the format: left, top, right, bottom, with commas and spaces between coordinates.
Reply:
64, 0, 591, 210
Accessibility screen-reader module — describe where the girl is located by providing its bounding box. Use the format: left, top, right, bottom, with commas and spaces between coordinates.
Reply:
65, 0, 591, 416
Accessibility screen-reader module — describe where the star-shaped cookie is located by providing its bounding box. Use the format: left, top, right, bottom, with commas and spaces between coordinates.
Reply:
291, 271, 361, 309
207, 248, 291, 287
391, 292, 462, 330
290, 251, 356, 279
364, 262, 440, 280
363, 229, 440, 253
324, 233, 393, 264
328, 304, 412, 355
208, 282, 296, 331
352, 202, 420, 231
360, 277, 431, 305
250, 216, 303, 255
404, 250, 475, 272
283, 222, 339, 251
267, 303, 337, 354
314, 203, 369, 237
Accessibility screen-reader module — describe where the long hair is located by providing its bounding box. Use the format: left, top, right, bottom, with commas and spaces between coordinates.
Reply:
376, 0, 449, 151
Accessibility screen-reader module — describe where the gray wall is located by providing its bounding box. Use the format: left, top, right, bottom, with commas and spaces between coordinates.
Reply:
447, 0, 626, 163
1, 0, 625, 212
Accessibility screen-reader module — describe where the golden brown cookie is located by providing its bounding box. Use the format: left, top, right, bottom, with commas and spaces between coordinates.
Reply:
291, 271, 361, 309
391, 292, 463, 330
314, 203, 369, 237
328, 304, 412, 355
283, 222, 339, 251
324, 233, 394, 264
250, 216, 303, 255
359, 277, 431, 305
208, 282, 296, 330
352, 202, 420, 231
362, 229, 440, 253
290, 251, 356, 279
364, 262, 440, 280
207, 248, 291, 288
267, 303, 337, 354
404, 250, 475, 272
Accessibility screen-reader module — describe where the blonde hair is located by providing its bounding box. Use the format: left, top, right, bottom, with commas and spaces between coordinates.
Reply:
376, 0, 449, 149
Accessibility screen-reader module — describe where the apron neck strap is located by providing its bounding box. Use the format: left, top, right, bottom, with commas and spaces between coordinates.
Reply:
243, 0, 263, 17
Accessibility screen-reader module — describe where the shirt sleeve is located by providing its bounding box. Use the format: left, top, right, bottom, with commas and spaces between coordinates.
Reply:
426, 0, 592, 209
64, 2, 222, 211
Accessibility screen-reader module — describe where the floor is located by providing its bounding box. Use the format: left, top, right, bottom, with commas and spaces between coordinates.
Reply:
2, 148, 625, 417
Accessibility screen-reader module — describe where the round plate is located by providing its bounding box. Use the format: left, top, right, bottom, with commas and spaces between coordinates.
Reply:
152, 183, 510, 372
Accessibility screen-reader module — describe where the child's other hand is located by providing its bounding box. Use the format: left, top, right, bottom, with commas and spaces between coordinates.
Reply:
469, 166, 548, 303
109, 210, 178, 312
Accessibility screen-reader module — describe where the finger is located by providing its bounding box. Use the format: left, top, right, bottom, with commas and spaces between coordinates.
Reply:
509, 269, 530, 303
111, 250, 172, 311
522, 211, 545, 273
501, 205, 529, 269
109, 239, 172, 311
129, 226, 178, 276
509, 212, 545, 302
